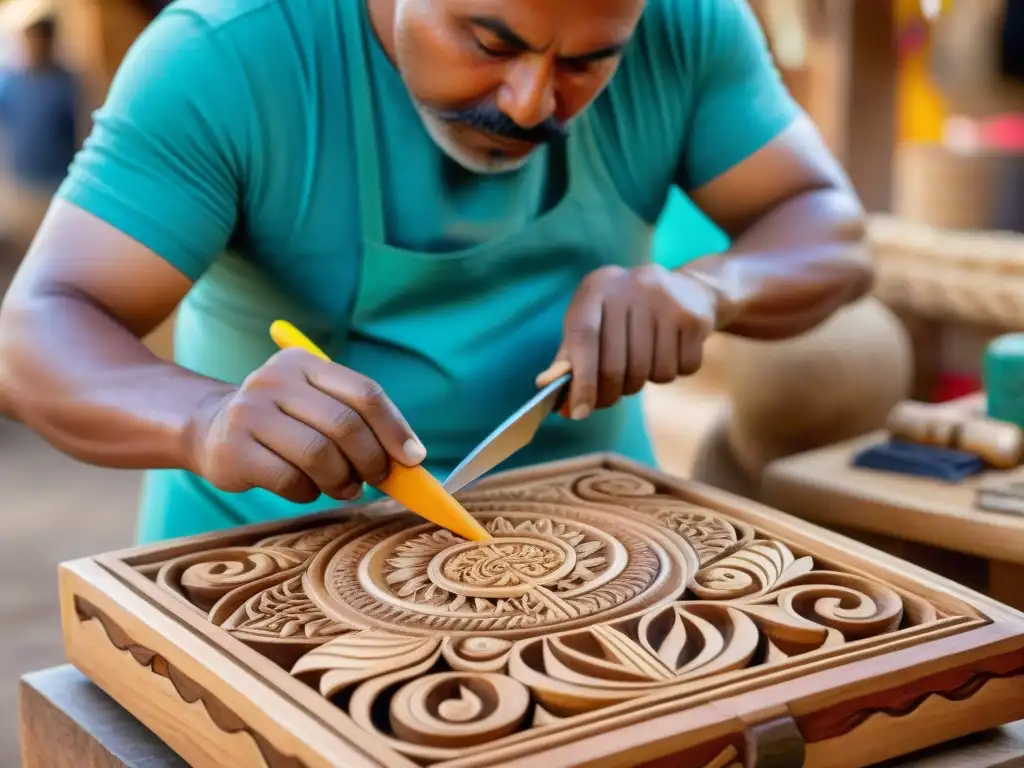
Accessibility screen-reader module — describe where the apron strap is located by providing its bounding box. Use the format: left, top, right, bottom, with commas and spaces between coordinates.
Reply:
340, 0, 387, 244
570, 109, 616, 199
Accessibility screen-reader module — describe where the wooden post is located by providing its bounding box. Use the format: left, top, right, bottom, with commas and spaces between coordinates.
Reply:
55, 0, 151, 112
752, 0, 898, 212
846, 0, 897, 212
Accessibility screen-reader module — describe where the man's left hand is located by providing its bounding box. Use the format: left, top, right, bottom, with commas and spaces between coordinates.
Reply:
536, 264, 718, 420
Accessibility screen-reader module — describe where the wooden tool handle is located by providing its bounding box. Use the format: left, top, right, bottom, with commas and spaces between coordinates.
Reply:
959, 419, 1023, 470
271, 320, 330, 361
886, 402, 962, 447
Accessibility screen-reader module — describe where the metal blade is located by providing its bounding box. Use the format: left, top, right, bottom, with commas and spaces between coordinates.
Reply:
442, 373, 572, 494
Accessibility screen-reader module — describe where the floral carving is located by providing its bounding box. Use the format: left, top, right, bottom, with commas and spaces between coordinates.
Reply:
382, 516, 612, 612
144, 466, 964, 764
299, 505, 691, 638
219, 575, 348, 641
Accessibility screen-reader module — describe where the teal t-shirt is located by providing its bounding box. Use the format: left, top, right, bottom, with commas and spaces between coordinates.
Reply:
56, 0, 797, 539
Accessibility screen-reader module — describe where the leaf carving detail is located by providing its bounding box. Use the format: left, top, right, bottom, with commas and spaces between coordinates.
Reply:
291, 631, 440, 697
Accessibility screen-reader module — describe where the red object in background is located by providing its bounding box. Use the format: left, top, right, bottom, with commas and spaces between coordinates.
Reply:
897, 19, 929, 60
979, 114, 1024, 150
932, 372, 982, 402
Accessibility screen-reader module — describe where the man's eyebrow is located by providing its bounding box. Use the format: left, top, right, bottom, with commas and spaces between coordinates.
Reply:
558, 43, 627, 64
467, 16, 539, 52
467, 16, 630, 61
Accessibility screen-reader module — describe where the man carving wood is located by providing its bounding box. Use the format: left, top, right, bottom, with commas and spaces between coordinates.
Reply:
0, 0, 870, 541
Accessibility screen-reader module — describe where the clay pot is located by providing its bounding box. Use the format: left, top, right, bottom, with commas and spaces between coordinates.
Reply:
722, 296, 912, 483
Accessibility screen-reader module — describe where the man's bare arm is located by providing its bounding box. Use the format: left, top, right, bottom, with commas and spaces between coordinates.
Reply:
683, 115, 873, 340
0, 200, 234, 470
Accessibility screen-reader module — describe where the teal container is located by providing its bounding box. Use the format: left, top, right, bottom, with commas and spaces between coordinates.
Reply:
984, 333, 1024, 428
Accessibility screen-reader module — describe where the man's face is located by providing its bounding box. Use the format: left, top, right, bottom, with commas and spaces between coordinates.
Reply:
387, 0, 645, 174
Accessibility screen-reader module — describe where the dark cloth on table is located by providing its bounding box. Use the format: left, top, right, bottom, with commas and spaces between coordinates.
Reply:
852, 440, 986, 483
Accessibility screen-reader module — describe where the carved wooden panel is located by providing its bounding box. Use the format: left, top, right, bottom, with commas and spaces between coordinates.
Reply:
59, 455, 1024, 768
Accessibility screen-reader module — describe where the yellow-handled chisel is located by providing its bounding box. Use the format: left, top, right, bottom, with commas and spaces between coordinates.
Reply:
269, 320, 491, 542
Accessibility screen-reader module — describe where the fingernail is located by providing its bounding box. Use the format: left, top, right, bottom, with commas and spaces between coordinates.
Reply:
571, 404, 591, 421
403, 437, 427, 463
342, 483, 364, 500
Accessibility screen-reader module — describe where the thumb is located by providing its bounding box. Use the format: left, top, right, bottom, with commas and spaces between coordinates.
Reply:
535, 352, 572, 389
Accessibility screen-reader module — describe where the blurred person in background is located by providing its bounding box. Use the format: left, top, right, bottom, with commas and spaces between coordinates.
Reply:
0, 11, 77, 253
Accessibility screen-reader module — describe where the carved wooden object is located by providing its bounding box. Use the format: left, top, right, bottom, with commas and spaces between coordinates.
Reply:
59, 455, 1024, 767
867, 215, 1024, 329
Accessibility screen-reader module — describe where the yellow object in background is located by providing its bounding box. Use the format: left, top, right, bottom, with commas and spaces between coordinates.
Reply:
895, 0, 949, 143
269, 321, 492, 542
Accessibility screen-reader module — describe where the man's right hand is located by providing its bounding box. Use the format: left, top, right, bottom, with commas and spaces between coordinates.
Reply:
186, 348, 426, 503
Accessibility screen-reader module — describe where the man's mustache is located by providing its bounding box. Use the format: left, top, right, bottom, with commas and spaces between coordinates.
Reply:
431, 103, 568, 145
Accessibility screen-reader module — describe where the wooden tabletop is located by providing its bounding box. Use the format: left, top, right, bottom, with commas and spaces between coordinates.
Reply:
762, 395, 1024, 567
18, 665, 1024, 767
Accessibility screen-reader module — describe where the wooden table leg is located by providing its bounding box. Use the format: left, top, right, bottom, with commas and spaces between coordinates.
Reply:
895, 312, 944, 402
989, 560, 1024, 612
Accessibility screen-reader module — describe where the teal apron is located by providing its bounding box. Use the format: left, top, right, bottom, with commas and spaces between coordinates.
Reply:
136, 0, 657, 543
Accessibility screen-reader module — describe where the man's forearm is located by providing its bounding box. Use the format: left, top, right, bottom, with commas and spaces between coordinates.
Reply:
0, 292, 231, 471
680, 186, 873, 340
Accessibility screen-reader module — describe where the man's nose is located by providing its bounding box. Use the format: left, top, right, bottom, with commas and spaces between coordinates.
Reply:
497, 57, 557, 129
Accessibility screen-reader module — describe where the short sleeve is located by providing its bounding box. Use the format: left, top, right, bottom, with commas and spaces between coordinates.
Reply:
55, 11, 249, 280
674, 0, 799, 191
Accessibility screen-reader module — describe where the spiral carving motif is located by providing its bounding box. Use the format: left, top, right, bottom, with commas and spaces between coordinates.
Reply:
765, 572, 906, 640
574, 471, 660, 502
157, 547, 305, 612
389, 673, 531, 748
441, 637, 515, 672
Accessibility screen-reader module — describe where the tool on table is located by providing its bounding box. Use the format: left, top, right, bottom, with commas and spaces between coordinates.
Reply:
441, 370, 572, 494
976, 478, 1024, 516
851, 398, 1024, 484
886, 400, 1023, 470
269, 320, 491, 542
